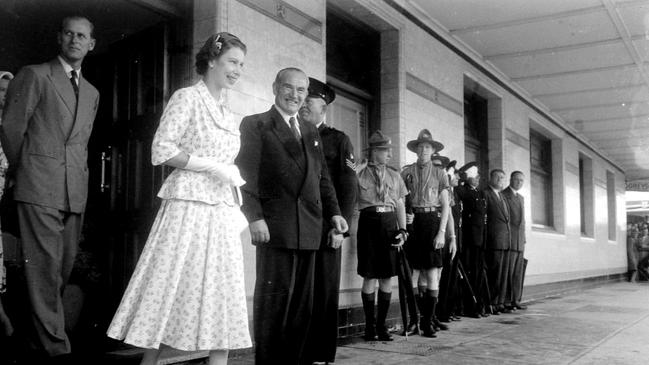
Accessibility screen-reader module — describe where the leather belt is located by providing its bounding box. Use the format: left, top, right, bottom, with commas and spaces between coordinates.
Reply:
412, 206, 437, 213
362, 206, 395, 213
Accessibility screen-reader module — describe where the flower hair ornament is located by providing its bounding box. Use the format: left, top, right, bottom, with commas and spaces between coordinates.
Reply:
213, 34, 222, 54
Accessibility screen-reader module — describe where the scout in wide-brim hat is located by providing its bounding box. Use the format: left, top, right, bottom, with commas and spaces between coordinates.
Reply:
431, 154, 450, 168
364, 130, 393, 151
307, 77, 336, 104
446, 160, 457, 171
406, 129, 444, 153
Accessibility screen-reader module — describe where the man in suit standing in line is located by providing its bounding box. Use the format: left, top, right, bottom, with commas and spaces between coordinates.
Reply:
300, 77, 357, 365
483, 169, 512, 314
0, 16, 99, 361
235, 68, 348, 365
502, 171, 528, 310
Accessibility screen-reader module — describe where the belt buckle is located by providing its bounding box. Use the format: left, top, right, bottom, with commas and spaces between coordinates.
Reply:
377, 206, 388, 213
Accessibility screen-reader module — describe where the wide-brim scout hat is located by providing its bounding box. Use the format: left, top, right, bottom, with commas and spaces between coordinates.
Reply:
459, 161, 479, 179
431, 154, 450, 168
446, 160, 457, 171
307, 77, 336, 104
446, 160, 458, 174
407, 129, 444, 153
364, 130, 392, 151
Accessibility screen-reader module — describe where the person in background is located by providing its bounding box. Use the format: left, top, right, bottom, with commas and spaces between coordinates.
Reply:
626, 224, 638, 282
483, 169, 512, 315
456, 162, 489, 318
0, 16, 99, 362
401, 136, 452, 338
0, 71, 13, 118
356, 131, 407, 342
0, 70, 13, 338
107, 33, 252, 365
300, 77, 357, 365
637, 227, 649, 280
437, 159, 462, 323
501, 171, 527, 310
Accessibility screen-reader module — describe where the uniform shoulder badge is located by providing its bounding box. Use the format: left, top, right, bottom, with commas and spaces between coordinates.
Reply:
345, 152, 356, 171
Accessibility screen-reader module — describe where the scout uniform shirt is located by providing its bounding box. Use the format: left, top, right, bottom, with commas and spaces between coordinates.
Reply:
401, 160, 450, 208
357, 162, 407, 209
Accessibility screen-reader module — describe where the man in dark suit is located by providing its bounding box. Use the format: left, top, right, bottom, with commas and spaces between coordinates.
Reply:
0, 16, 99, 359
235, 68, 348, 365
456, 162, 488, 318
483, 169, 512, 314
299, 77, 357, 365
502, 171, 527, 310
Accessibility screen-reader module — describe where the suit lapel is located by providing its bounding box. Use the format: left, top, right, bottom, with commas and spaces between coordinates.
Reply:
269, 107, 305, 172
47, 59, 76, 119
507, 187, 522, 218
491, 188, 508, 220
68, 75, 94, 140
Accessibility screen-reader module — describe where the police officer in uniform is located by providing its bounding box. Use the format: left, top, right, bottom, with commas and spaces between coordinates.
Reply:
456, 162, 489, 318
401, 130, 451, 337
300, 78, 357, 364
357, 131, 408, 342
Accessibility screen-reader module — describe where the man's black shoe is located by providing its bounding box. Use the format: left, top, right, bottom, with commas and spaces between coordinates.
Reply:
400, 321, 419, 336
433, 319, 449, 331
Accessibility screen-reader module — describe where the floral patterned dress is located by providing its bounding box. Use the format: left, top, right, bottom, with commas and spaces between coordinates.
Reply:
106, 80, 252, 351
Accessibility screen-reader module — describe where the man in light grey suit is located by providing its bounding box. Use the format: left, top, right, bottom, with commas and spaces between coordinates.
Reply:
502, 171, 527, 310
0, 15, 99, 359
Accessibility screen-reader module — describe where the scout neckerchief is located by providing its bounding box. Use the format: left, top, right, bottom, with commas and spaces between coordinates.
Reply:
413, 159, 433, 205
368, 161, 387, 203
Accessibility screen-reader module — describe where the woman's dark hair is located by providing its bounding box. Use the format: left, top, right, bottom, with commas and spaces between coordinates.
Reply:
195, 32, 247, 75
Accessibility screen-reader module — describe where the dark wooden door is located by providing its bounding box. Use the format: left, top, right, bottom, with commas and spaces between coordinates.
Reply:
83, 23, 176, 330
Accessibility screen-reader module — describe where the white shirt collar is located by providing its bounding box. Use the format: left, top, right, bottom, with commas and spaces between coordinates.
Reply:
58, 56, 81, 83
491, 186, 501, 196
274, 104, 300, 132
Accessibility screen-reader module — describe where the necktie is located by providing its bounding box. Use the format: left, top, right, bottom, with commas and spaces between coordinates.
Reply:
70, 70, 79, 99
498, 192, 508, 215
289, 117, 300, 140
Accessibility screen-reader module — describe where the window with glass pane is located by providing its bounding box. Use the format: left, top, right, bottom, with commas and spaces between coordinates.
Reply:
607, 171, 616, 241
530, 130, 553, 227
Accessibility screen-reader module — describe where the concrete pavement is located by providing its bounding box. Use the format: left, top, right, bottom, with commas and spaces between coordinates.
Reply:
231, 281, 649, 365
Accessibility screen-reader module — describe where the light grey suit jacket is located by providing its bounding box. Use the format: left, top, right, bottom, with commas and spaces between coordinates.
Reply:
0, 58, 99, 213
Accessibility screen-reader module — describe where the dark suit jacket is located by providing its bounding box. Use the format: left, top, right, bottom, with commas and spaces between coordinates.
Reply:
0, 58, 99, 213
235, 106, 341, 250
457, 184, 487, 248
502, 187, 525, 252
484, 187, 511, 250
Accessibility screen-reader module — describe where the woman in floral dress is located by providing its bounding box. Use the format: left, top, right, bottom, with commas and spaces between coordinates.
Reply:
107, 33, 251, 365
